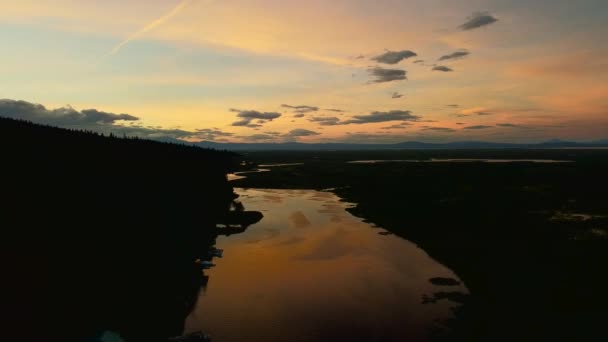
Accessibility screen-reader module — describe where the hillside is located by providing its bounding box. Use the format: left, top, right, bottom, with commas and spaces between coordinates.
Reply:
1, 117, 240, 341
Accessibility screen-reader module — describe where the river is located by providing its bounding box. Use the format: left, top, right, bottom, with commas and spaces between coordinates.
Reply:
184, 188, 466, 341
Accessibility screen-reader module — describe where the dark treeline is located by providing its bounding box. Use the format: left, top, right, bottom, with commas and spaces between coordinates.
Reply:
1, 117, 240, 341
234, 150, 608, 341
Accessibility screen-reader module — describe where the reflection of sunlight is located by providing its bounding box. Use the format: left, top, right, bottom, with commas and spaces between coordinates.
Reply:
185, 188, 467, 342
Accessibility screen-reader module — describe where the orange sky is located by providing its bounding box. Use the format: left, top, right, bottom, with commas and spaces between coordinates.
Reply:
1, 0, 607, 143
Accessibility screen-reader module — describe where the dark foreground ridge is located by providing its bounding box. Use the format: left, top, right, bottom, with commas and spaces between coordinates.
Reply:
1, 117, 259, 341
234, 150, 608, 341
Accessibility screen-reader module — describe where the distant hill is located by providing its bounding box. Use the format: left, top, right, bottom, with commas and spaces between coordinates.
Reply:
186, 139, 608, 151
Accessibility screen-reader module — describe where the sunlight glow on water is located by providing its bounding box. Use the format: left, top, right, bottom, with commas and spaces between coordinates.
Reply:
185, 188, 466, 341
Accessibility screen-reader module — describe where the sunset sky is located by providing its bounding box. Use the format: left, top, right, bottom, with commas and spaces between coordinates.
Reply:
1, 0, 607, 143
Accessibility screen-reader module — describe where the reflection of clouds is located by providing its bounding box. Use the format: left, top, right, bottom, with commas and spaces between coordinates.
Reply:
294, 228, 370, 261
245, 228, 281, 244
193, 188, 465, 341
289, 211, 311, 228
271, 236, 307, 247
263, 194, 283, 204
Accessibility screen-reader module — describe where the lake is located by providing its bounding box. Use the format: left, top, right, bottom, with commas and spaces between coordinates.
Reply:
184, 188, 466, 341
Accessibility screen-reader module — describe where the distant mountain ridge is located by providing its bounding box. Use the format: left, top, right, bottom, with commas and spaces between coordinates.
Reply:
162, 139, 608, 151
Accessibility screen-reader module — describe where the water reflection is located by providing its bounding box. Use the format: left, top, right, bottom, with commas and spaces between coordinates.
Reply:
348, 158, 573, 164
185, 189, 466, 341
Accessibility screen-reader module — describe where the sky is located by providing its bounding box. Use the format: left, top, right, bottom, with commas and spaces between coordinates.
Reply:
1, 0, 607, 143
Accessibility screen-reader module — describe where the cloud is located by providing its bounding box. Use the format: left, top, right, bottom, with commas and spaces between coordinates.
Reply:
0, 99, 236, 141
325, 108, 345, 113
368, 67, 408, 83
391, 92, 404, 99
103, 0, 194, 58
308, 116, 341, 126
460, 12, 498, 31
230, 108, 282, 127
413, 60, 425, 64
343, 110, 419, 124
293, 113, 305, 118
438, 50, 470, 61
371, 50, 417, 64
497, 123, 526, 128
0, 99, 138, 126
432, 65, 454, 72
284, 128, 320, 137
463, 125, 493, 130
476, 112, 492, 116
422, 127, 456, 133
447, 104, 460, 108
381, 123, 411, 129
281, 104, 319, 114
244, 133, 278, 141
193, 128, 234, 140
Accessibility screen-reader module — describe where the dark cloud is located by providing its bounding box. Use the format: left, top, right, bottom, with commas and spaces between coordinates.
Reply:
293, 113, 305, 118
281, 104, 319, 114
391, 92, 404, 99
460, 12, 499, 31
476, 112, 493, 116
368, 67, 408, 83
230, 108, 281, 127
0, 99, 138, 127
497, 123, 525, 128
343, 110, 419, 124
456, 122, 465, 125
308, 116, 341, 126
381, 123, 411, 129
355, 55, 365, 59
413, 60, 425, 64
422, 127, 456, 133
432, 65, 454, 72
463, 125, 493, 130
193, 128, 234, 140
438, 50, 470, 61
284, 129, 320, 137
325, 108, 345, 113
371, 50, 417, 64
0, 99, 238, 141
245, 133, 277, 141
447, 104, 460, 108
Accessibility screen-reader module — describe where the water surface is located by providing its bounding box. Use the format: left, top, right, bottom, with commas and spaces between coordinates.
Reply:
185, 188, 466, 341
348, 158, 573, 164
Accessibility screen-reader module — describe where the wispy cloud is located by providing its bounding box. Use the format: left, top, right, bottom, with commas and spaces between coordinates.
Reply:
368, 67, 408, 83
285, 128, 320, 137
308, 116, 341, 126
102, 0, 194, 58
463, 125, 493, 130
438, 50, 470, 61
371, 50, 417, 64
281, 104, 319, 114
422, 127, 456, 133
460, 12, 498, 31
432, 65, 454, 72
343, 110, 419, 124
230, 108, 282, 127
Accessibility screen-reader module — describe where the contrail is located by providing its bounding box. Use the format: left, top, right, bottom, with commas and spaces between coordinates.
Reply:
102, 0, 194, 59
